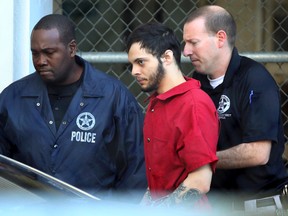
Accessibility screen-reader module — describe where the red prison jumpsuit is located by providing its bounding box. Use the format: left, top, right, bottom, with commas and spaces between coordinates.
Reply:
144, 77, 219, 203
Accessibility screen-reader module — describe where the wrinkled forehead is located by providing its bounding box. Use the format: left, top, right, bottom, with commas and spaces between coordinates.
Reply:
30, 28, 63, 49
183, 18, 209, 39
31, 28, 61, 42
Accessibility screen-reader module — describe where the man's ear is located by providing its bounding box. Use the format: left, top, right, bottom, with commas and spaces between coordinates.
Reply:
162, 49, 173, 64
69, 39, 77, 57
216, 30, 227, 48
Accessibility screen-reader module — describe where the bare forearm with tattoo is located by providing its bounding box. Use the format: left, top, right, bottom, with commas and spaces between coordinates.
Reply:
153, 183, 201, 207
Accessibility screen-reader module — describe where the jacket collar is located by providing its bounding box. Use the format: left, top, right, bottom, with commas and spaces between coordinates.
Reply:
20, 55, 104, 98
222, 47, 241, 89
197, 47, 241, 94
148, 77, 200, 101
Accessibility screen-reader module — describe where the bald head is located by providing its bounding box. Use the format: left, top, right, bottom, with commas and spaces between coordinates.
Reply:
185, 5, 236, 48
32, 14, 76, 46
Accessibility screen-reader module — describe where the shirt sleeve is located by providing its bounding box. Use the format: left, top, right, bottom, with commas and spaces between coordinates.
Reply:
179, 90, 219, 172
110, 86, 147, 202
0, 90, 13, 156
241, 63, 281, 144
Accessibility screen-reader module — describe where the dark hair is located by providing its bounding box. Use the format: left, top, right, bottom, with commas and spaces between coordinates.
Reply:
33, 14, 76, 45
126, 22, 182, 69
185, 5, 236, 48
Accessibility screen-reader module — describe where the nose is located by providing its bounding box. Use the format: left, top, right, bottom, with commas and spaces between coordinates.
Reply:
33, 53, 47, 66
131, 65, 140, 77
183, 43, 192, 57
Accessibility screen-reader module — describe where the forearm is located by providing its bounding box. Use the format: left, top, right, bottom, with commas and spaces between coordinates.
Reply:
147, 165, 212, 207
152, 183, 202, 207
216, 145, 247, 169
216, 141, 271, 169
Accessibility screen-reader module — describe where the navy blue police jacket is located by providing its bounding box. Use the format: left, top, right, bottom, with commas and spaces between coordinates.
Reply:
0, 56, 147, 201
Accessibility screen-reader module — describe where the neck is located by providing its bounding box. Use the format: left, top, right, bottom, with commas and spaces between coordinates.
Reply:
62, 62, 83, 86
157, 69, 185, 94
208, 47, 232, 79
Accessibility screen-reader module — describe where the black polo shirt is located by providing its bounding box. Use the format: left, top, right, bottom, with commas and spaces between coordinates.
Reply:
193, 48, 288, 199
47, 76, 82, 130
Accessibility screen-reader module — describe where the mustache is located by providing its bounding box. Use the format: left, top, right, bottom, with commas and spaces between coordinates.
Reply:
37, 69, 53, 73
136, 77, 147, 82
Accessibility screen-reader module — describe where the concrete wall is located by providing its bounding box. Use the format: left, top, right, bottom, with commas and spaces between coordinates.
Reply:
0, 0, 53, 93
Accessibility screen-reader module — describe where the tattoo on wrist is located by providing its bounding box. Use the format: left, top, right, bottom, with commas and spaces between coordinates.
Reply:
152, 183, 201, 207
173, 183, 201, 203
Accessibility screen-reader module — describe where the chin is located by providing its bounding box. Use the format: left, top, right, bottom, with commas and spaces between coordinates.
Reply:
142, 87, 156, 93
141, 88, 149, 92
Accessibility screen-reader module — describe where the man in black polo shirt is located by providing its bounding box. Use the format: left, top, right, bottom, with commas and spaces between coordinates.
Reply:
182, 5, 288, 207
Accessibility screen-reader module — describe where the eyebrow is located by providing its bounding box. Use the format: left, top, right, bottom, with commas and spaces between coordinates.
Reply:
133, 57, 142, 63
31, 47, 57, 52
133, 57, 148, 63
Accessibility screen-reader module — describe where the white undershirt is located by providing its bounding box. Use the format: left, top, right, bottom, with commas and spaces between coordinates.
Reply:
207, 75, 225, 89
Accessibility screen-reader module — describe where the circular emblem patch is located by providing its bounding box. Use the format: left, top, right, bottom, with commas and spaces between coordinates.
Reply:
76, 112, 96, 131
217, 95, 230, 114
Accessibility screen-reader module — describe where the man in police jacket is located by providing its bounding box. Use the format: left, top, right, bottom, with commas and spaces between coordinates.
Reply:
0, 14, 147, 202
